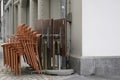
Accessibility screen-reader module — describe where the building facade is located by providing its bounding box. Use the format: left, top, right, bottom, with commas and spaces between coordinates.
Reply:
2, 0, 82, 74
2, 0, 120, 77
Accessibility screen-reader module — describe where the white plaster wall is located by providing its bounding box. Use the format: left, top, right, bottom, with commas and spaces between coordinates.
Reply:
18, 3, 21, 25
82, 0, 120, 56
38, 0, 49, 19
1, 0, 3, 17
14, 5, 18, 33
20, 7, 27, 24
30, 0, 38, 29
50, 0, 61, 19
70, 0, 82, 58
8, 8, 10, 35
26, 4, 29, 25
5, 9, 9, 41
1, 0, 4, 40
9, 5, 13, 35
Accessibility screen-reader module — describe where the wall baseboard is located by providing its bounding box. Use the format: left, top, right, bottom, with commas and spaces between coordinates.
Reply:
80, 56, 120, 77
69, 56, 80, 74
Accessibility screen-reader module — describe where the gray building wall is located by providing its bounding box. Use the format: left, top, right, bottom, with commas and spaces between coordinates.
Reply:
70, 0, 82, 58
0, 0, 1, 39
50, 0, 61, 19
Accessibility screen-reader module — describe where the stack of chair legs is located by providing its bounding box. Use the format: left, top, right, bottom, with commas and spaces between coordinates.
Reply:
1, 24, 42, 75
1, 36, 22, 75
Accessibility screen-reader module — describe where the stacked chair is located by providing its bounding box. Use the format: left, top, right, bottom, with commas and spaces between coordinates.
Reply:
1, 18, 73, 76
1, 24, 42, 75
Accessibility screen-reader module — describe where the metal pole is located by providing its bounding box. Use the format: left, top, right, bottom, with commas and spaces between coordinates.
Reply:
44, 40, 47, 70
53, 40, 55, 69
57, 41, 61, 70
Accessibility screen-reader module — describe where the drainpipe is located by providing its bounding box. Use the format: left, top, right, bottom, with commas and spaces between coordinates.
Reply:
61, 0, 67, 18
61, 0, 67, 68
61, 0, 72, 68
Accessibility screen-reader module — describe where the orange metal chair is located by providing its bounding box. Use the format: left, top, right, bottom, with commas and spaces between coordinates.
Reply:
1, 24, 42, 75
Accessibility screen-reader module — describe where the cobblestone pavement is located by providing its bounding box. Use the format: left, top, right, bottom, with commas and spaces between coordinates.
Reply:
0, 40, 78, 80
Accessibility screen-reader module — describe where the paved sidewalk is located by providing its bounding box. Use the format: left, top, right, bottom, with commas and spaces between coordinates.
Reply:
65, 75, 120, 80
64, 75, 110, 80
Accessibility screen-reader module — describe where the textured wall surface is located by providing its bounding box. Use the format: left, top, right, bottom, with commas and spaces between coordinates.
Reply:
81, 57, 95, 75
81, 57, 120, 77
69, 56, 80, 74
29, 0, 38, 29
70, 0, 82, 58
50, 0, 61, 19
38, 0, 49, 19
